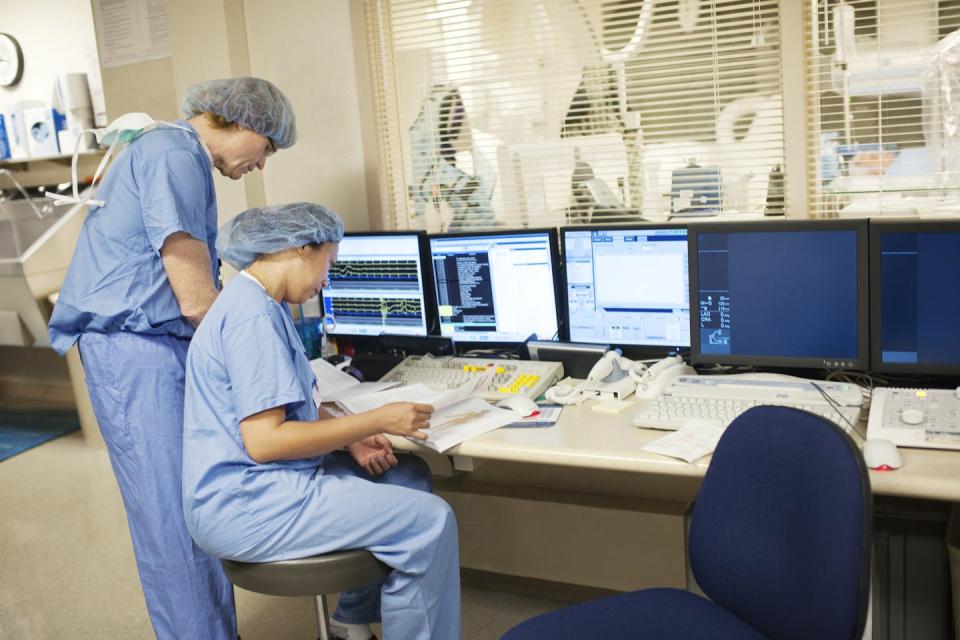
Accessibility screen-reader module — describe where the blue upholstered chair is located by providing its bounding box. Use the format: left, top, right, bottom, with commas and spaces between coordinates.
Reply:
503, 406, 872, 640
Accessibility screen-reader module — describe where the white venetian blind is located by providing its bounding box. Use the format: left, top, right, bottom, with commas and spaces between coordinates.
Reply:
804, 0, 960, 217
366, 0, 786, 232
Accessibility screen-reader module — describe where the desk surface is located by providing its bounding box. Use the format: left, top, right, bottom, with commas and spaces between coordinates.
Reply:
391, 400, 960, 503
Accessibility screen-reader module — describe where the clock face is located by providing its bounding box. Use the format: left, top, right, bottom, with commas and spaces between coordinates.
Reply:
0, 33, 24, 87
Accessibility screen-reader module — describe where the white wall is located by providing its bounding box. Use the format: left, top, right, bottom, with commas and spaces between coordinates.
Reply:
0, 2, 100, 107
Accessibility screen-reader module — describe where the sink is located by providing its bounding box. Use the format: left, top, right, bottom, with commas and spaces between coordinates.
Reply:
0, 198, 88, 346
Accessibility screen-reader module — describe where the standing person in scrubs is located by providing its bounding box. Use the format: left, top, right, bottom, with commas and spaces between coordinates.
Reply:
182, 203, 461, 640
47, 77, 296, 639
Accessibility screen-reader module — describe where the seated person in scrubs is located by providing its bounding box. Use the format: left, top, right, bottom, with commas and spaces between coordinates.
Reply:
182, 203, 461, 640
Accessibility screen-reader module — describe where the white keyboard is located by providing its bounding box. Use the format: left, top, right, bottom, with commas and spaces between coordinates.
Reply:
867, 387, 960, 450
380, 355, 564, 401
632, 374, 864, 432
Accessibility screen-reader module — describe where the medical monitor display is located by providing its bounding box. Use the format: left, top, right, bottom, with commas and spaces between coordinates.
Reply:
562, 225, 690, 349
871, 220, 960, 375
689, 220, 868, 370
321, 232, 431, 337
429, 230, 561, 344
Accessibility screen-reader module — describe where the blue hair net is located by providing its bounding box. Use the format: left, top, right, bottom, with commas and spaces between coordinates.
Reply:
182, 77, 297, 149
217, 202, 344, 270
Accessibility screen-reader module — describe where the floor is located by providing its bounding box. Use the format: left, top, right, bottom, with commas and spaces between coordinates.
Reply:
0, 394, 565, 640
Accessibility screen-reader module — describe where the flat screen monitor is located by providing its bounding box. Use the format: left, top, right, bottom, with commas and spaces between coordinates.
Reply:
561, 224, 690, 350
428, 229, 562, 344
870, 219, 960, 375
321, 232, 433, 337
689, 220, 869, 370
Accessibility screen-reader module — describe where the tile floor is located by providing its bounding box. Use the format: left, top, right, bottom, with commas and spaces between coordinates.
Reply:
0, 396, 564, 639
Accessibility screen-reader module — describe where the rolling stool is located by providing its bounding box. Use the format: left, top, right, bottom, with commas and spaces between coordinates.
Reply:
221, 550, 389, 640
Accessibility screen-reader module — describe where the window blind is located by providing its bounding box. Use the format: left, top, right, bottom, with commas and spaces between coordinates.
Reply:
365, 0, 787, 231
804, 0, 960, 217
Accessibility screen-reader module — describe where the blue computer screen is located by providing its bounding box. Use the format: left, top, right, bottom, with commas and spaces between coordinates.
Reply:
321, 234, 429, 337
563, 227, 689, 347
429, 232, 559, 343
878, 231, 960, 367
695, 229, 860, 363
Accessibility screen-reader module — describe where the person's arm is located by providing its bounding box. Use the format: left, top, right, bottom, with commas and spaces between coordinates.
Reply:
161, 231, 219, 327
240, 401, 432, 464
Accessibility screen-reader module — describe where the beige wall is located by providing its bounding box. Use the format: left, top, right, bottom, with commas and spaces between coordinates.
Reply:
242, 0, 377, 231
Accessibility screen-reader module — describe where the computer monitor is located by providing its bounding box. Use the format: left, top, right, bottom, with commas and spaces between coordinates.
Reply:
428, 229, 562, 345
321, 231, 433, 337
689, 220, 869, 370
561, 224, 690, 351
870, 219, 960, 375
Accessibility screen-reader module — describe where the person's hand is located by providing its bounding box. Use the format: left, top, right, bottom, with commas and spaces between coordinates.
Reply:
348, 435, 398, 476
375, 402, 433, 440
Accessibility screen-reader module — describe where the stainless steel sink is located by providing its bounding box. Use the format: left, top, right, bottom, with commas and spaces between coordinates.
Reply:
0, 197, 88, 346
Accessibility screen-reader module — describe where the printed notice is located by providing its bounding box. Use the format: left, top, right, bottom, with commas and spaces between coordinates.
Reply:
93, 0, 171, 69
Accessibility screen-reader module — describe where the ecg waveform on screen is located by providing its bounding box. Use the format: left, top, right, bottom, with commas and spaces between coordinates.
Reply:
330, 259, 418, 281
329, 297, 424, 323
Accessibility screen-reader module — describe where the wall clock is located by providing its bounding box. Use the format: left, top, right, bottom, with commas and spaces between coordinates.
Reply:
0, 33, 24, 87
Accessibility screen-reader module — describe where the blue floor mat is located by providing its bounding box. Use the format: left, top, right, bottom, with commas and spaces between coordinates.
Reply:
0, 409, 81, 462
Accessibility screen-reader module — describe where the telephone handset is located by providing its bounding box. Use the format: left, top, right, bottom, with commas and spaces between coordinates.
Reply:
544, 350, 694, 404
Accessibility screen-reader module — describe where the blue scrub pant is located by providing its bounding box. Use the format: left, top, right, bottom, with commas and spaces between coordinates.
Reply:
79, 332, 236, 639
228, 452, 461, 640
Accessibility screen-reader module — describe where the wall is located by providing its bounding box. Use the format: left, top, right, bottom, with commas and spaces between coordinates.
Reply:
0, 2, 100, 108
242, 0, 377, 231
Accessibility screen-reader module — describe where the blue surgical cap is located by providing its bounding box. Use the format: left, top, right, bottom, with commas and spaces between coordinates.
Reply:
182, 77, 297, 149
217, 202, 345, 270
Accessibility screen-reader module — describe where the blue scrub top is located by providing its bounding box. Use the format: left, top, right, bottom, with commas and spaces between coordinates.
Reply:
182, 274, 325, 544
48, 120, 218, 354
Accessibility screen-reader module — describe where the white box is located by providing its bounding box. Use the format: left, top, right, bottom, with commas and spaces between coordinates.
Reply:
23, 106, 60, 157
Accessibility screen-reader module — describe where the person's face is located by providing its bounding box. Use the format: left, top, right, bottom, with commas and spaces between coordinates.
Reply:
289, 242, 339, 304
213, 127, 276, 180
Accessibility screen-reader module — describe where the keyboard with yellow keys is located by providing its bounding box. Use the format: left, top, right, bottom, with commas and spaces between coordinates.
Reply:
379, 355, 564, 401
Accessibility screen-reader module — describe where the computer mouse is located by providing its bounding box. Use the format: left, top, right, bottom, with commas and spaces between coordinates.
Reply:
862, 438, 902, 471
495, 395, 540, 418
900, 408, 924, 426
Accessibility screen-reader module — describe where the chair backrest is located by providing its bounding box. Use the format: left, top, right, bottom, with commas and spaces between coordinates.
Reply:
689, 406, 872, 640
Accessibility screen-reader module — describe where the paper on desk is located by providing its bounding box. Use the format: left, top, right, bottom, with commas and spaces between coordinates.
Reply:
642, 418, 725, 463
505, 404, 563, 428
410, 397, 518, 452
337, 375, 491, 415
309, 357, 399, 402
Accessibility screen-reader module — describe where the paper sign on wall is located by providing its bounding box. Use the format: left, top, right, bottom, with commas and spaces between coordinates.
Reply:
92, 0, 171, 69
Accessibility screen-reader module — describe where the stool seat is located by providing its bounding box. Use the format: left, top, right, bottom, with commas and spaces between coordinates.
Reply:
221, 549, 389, 597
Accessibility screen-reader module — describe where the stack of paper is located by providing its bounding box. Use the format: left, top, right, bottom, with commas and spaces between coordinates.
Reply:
335, 374, 517, 452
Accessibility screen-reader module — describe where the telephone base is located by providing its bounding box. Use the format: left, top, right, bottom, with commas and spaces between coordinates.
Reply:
583, 376, 636, 401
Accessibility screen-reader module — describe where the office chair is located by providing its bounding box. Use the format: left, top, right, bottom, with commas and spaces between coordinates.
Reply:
502, 405, 872, 640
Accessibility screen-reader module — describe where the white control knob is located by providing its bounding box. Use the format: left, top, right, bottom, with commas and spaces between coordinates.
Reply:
900, 409, 925, 426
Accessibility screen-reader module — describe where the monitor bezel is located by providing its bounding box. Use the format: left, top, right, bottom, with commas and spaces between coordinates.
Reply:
559, 222, 691, 357
321, 230, 437, 338
426, 227, 564, 348
869, 218, 960, 376
688, 218, 870, 370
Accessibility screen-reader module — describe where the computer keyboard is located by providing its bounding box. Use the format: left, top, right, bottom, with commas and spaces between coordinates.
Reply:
632, 374, 864, 432
867, 387, 960, 450
380, 355, 564, 401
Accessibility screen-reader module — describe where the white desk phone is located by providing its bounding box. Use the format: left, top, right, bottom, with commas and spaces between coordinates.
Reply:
544, 349, 694, 405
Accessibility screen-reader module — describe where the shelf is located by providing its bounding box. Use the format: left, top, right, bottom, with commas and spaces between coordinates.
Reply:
0, 150, 105, 168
